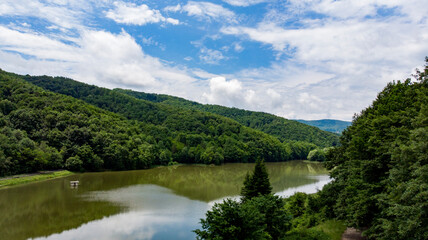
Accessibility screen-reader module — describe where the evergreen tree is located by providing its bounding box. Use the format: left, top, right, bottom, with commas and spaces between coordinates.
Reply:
241, 159, 272, 202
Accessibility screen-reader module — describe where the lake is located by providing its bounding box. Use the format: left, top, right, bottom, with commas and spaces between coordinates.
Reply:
0, 161, 330, 240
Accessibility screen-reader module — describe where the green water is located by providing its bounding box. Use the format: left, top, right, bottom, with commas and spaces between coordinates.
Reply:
0, 161, 329, 240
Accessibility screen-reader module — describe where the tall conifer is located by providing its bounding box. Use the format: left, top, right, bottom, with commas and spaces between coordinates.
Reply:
241, 159, 272, 202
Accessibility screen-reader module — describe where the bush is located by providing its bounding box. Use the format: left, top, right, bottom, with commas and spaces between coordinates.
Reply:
65, 156, 83, 171
307, 149, 326, 162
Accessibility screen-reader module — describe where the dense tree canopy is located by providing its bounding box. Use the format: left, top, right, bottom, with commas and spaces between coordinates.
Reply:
113, 89, 340, 147
322, 58, 428, 239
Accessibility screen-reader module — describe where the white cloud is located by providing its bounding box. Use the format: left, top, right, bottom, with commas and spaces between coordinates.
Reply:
219, 0, 428, 120
233, 42, 244, 52
163, 4, 182, 12
222, 0, 268, 7
165, 1, 236, 23
106, 1, 179, 25
0, 0, 93, 30
0, 26, 202, 99
199, 48, 226, 64
203, 77, 252, 107
286, 0, 428, 22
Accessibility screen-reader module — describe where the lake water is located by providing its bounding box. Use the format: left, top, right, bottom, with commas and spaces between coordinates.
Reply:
0, 161, 330, 240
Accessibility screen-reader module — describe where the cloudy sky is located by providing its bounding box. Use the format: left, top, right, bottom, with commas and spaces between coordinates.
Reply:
1, 0, 427, 120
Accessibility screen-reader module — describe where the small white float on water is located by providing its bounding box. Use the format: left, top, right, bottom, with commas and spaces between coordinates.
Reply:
70, 180, 79, 188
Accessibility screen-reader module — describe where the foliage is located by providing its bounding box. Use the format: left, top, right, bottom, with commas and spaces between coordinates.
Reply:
307, 147, 332, 162
196, 161, 334, 240
114, 89, 340, 147
310, 220, 347, 240
241, 159, 272, 202
195, 195, 291, 240
323, 58, 428, 239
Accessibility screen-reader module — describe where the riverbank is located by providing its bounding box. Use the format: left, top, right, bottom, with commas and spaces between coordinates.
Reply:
0, 170, 74, 189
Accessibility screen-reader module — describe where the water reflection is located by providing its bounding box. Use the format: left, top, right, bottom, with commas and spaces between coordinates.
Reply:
36, 185, 208, 240
0, 161, 330, 240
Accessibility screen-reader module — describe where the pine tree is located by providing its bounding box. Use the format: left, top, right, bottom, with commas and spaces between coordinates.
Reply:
241, 159, 272, 202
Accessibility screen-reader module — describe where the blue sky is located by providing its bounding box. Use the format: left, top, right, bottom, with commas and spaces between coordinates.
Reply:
1, 0, 427, 120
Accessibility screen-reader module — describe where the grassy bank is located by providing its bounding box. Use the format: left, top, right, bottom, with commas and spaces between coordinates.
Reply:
0, 170, 74, 189
312, 220, 347, 240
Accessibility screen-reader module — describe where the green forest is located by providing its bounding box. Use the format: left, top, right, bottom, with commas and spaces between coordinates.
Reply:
0, 70, 336, 176
320, 59, 428, 239
112, 89, 340, 147
195, 58, 428, 240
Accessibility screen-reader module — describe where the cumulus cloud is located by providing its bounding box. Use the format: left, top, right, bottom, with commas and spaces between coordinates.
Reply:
203, 77, 251, 107
0, 26, 202, 99
165, 1, 236, 23
106, 1, 179, 25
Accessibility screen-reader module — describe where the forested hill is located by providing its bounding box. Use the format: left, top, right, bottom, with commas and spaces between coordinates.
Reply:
113, 89, 340, 147
294, 119, 351, 134
321, 58, 428, 239
20, 72, 339, 148
1, 70, 324, 176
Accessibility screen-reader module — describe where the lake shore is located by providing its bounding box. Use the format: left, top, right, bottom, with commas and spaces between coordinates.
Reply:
0, 170, 74, 189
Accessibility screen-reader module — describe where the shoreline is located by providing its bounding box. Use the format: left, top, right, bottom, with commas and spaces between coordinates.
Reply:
0, 170, 74, 189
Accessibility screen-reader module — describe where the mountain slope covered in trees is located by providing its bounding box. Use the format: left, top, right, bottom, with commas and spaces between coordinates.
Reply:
21, 73, 339, 148
113, 89, 340, 147
322, 59, 428, 239
0, 70, 324, 176
295, 119, 351, 134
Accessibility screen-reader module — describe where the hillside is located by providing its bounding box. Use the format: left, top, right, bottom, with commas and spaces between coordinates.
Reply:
321, 59, 428, 239
113, 89, 340, 147
295, 119, 351, 134
21, 73, 338, 148
0, 70, 306, 176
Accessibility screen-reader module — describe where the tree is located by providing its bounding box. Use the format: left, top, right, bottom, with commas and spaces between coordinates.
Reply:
241, 159, 272, 202
307, 149, 326, 162
194, 195, 291, 240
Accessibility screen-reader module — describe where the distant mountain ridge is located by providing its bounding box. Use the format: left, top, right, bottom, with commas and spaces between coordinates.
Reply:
294, 119, 351, 134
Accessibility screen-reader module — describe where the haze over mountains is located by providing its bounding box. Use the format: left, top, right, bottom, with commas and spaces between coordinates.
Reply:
295, 119, 351, 134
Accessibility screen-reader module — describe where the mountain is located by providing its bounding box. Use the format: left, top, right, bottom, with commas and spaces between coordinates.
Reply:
0, 69, 340, 176
294, 119, 351, 134
0, 69, 310, 176
20, 74, 339, 148
113, 89, 340, 147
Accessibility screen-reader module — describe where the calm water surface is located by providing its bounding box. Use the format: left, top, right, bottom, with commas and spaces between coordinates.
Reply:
0, 161, 330, 240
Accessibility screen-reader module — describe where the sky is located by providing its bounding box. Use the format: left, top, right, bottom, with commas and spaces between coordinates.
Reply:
0, 0, 427, 121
